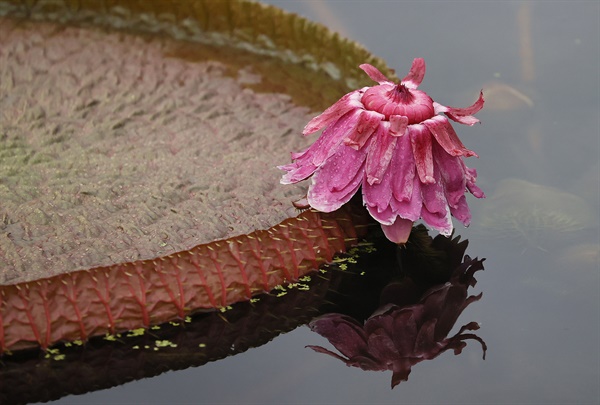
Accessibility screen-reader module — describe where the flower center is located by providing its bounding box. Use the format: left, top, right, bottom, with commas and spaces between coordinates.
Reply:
361, 83, 435, 124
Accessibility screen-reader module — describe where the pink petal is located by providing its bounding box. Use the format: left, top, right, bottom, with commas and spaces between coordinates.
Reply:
420, 205, 453, 236
390, 176, 423, 221
279, 160, 318, 184
359, 63, 392, 84
279, 110, 362, 184
464, 165, 485, 198
409, 124, 435, 184
307, 142, 367, 212
420, 170, 450, 218
449, 195, 472, 226
363, 164, 394, 224
389, 115, 409, 137
381, 217, 414, 244
401, 58, 426, 89
368, 133, 422, 223
433, 102, 447, 115
363, 134, 420, 225
436, 91, 484, 126
344, 109, 384, 150
366, 204, 396, 225
431, 141, 467, 207
390, 132, 416, 203
384, 134, 423, 221
424, 115, 477, 157
290, 150, 307, 160
389, 175, 423, 222
419, 166, 453, 235
303, 89, 365, 134
309, 109, 363, 167
365, 122, 397, 185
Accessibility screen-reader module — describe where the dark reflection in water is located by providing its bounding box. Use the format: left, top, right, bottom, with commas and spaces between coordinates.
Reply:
0, 226, 485, 404
307, 229, 486, 388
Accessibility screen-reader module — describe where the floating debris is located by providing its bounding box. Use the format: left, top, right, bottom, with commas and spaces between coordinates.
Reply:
480, 82, 534, 111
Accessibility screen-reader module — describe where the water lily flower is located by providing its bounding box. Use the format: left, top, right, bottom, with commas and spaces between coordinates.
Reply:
279, 58, 485, 243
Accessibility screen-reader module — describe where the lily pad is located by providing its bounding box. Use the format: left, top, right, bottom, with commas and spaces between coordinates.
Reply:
0, 0, 388, 353
478, 178, 598, 249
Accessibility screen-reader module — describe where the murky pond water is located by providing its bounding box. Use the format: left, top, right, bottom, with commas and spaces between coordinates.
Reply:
1, 1, 598, 403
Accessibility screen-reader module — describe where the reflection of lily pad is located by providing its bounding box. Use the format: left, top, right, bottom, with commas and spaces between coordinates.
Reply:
478, 178, 598, 248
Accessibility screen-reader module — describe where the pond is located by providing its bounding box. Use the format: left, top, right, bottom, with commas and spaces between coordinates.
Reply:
2, 1, 599, 403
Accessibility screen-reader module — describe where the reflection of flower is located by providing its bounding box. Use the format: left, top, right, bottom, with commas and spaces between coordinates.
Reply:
279, 58, 485, 243
307, 244, 486, 388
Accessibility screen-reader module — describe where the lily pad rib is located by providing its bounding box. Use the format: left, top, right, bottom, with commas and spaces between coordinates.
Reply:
0, 206, 369, 354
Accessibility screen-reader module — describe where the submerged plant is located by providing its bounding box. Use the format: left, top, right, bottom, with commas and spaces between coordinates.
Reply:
280, 58, 485, 243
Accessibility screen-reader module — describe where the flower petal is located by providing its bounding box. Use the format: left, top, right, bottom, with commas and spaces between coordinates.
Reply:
389, 175, 423, 222
303, 89, 366, 134
421, 203, 453, 236
359, 63, 392, 84
278, 160, 317, 185
366, 204, 396, 225
363, 163, 394, 224
431, 141, 468, 207
309, 110, 363, 167
381, 217, 414, 244
421, 170, 450, 218
389, 114, 409, 137
424, 115, 478, 157
279, 110, 363, 184
401, 58, 426, 89
419, 166, 453, 235
344, 109, 384, 150
307, 142, 367, 212
449, 195, 472, 226
409, 124, 435, 184
363, 127, 418, 224
363, 176, 423, 225
435, 91, 484, 126
464, 165, 485, 198
365, 122, 397, 185
390, 132, 416, 203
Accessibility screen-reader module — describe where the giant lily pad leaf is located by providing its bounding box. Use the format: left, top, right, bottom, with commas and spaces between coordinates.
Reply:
0, 0, 391, 353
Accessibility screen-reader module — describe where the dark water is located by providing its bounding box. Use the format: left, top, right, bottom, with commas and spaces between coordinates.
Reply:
5, 1, 599, 403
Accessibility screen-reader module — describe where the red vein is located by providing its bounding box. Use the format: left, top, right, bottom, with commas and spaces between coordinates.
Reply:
60, 275, 87, 341
17, 287, 42, 348
207, 244, 227, 308
228, 240, 252, 299
189, 249, 218, 308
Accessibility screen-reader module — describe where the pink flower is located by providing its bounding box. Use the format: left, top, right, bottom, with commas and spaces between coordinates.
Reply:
279, 58, 485, 243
